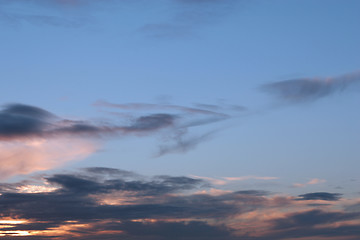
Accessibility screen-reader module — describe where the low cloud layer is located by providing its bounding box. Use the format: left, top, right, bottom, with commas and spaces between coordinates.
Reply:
261, 72, 360, 103
0, 168, 357, 239
296, 192, 343, 201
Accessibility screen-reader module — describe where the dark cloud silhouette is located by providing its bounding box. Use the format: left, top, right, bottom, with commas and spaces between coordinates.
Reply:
273, 210, 356, 229
0, 101, 233, 156
296, 192, 342, 201
0, 104, 53, 139
261, 72, 360, 102
0, 104, 111, 140
0, 168, 360, 239
0, 168, 245, 239
262, 209, 360, 240
112, 221, 234, 240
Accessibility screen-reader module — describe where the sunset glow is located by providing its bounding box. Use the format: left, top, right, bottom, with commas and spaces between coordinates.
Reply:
1, 0, 360, 239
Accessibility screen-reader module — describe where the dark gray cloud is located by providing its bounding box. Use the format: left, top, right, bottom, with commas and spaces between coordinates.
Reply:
1, 168, 360, 239
273, 210, 356, 229
261, 72, 360, 102
296, 192, 342, 201
0, 102, 234, 156
260, 209, 360, 240
0, 104, 53, 139
0, 168, 246, 239
0, 104, 111, 140
110, 221, 234, 240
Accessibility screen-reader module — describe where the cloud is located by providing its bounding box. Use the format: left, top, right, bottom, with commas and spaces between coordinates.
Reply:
156, 131, 215, 156
0, 0, 241, 33
120, 114, 177, 133
138, 0, 240, 38
0, 167, 360, 239
0, 169, 268, 231
0, 0, 89, 28
190, 175, 279, 186
296, 192, 343, 201
292, 178, 326, 188
0, 137, 97, 180
261, 71, 360, 102
0, 101, 239, 179
265, 209, 360, 240
223, 176, 279, 181
0, 104, 115, 139
190, 175, 228, 186
95, 100, 238, 157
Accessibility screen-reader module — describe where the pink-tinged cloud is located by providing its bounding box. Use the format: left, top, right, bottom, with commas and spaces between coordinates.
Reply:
0, 101, 241, 179
223, 176, 279, 181
0, 168, 356, 240
292, 178, 326, 188
0, 137, 98, 179
190, 175, 279, 186
189, 175, 227, 185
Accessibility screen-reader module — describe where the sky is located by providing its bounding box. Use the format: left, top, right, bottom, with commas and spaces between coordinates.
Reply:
0, 0, 360, 239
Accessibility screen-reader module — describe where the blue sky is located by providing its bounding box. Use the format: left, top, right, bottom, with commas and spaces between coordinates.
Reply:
1, 0, 360, 239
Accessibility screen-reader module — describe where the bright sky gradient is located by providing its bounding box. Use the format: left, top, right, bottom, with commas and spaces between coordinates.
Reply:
1, 0, 360, 239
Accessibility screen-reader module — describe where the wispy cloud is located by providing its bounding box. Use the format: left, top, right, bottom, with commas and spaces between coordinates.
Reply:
0, 0, 89, 28
292, 178, 326, 188
261, 71, 360, 103
138, 0, 241, 38
95, 100, 240, 157
223, 176, 279, 181
0, 101, 239, 179
190, 175, 279, 186
0, 0, 241, 34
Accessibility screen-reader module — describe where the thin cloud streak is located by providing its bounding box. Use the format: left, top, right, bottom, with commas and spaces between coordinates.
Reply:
296, 192, 343, 201
261, 71, 360, 103
191, 175, 279, 186
223, 176, 279, 181
95, 100, 238, 157
292, 178, 326, 188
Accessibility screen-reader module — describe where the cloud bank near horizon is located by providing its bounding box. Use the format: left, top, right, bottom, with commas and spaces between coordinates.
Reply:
0, 167, 357, 240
